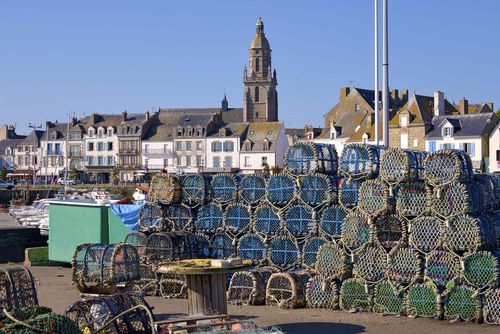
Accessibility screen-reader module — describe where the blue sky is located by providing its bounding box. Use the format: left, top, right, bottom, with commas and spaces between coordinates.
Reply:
1, 0, 499, 133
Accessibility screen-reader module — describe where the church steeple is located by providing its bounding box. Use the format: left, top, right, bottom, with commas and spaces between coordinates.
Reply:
243, 18, 278, 123
221, 93, 228, 112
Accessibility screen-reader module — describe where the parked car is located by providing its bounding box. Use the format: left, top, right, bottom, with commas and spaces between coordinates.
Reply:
57, 178, 77, 185
0, 179, 15, 190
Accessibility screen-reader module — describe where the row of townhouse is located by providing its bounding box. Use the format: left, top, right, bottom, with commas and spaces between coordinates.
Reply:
304, 87, 499, 172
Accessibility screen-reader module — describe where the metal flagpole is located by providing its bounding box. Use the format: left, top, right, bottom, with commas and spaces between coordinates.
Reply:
382, 0, 389, 147
374, 0, 379, 146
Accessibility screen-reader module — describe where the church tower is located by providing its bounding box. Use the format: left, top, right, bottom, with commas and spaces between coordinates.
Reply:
243, 18, 278, 123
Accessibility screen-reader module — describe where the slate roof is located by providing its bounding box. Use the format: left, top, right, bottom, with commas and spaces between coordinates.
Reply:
425, 113, 498, 139
209, 123, 249, 139
241, 122, 283, 152
19, 130, 44, 146
0, 139, 24, 155
41, 122, 69, 141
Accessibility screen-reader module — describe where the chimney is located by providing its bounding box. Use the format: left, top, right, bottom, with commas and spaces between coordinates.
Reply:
433, 91, 444, 116
0, 124, 8, 140
459, 97, 469, 114
390, 89, 399, 102
122, 111, 128, 122
340, 87, 350, 102
91, 113, 98, 124
369, 112, 375, 126
486, 102, 494, 113
72, 117, 78, 126
145, 111, 150, 122
400, 89, 409, 103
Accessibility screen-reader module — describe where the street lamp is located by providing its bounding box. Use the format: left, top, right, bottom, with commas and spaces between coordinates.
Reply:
28, 123, 42, 186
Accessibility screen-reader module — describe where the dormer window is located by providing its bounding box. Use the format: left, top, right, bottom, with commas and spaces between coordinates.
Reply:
177, 128, 183, 137
50, 132, 57, 140
400, 115, 408, 127
355, 104, 360, 112
262, 140, 269, 151
107, 127, 113, 136
244, 141, 252, 151
88, 128, 95, 137
98, 128, 104, 137
443, 126, 453, 137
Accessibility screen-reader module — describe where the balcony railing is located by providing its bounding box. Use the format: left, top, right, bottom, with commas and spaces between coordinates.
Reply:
143, 149, 175, 157
84, 161, 116, 167
46, 151, 62, 156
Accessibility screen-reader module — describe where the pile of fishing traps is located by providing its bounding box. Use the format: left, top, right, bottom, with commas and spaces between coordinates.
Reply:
132, 143, 499, 325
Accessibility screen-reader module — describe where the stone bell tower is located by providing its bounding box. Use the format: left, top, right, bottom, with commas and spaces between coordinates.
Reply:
243, 18, 278, 123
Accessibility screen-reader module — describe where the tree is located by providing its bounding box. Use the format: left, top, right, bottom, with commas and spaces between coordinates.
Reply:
262, 163, 270, 175
70, 167, 79, 180
111, 167, 121, 184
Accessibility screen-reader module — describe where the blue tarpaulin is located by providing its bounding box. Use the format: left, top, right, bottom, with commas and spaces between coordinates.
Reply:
109, 203, 144, 232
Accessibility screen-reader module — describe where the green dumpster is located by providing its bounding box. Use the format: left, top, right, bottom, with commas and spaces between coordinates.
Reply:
108, 207, 134, 244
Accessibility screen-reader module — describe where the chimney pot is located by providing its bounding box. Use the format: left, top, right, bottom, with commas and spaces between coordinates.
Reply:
433, 91, 445, 117
122, 111, 128, 122
145, 111, 150, 122
340, 87, 350, 101
459, 97, 469, 114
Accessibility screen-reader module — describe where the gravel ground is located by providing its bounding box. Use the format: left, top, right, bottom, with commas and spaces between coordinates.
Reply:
1, 264, 498, 334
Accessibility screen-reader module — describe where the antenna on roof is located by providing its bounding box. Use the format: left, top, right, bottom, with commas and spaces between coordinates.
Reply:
348, 80, 355, 88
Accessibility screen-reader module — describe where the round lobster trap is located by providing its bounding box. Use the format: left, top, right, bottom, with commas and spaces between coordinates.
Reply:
373, 280, 405, 315
462, 251, 499, 291
328, 175, 341, 204
338, 178, 363, 210
124, 232, 148, 260
373, 214, 407, 250
386, 245, 422, 285
181, 174, 207, 205
357, 179, 391, 217
268, 233, 300, 270
266, 173, 297, 208
408, 216, 444, 253
266, 271, 310, 309
339, 277, 372, 312
227, 267, 277, 306
239, 174, 267, 205
353, 244, 388, 283
315, 242, 352, 280
164, 204, 194, 231
474, 173, 498, 211
423, 149, 473, 188
443, 285, 481, 322
253, 204, 282, 239
0, 267, 38, 311
72, 243, 140, 295
431, 182, 482, 219
194, 202, 223, 232
319, 205, 348, 239
484, 288, 500, 325
301, 236, 327, 269
424, 250, 461, 287
444, 214, 495, 253
284, 142, 338, 176
0, 307, 81, 334
341, 210, 373, 252
138, 202, 165, 233
134, 264, 158, 297
149, 173, 181, 205
284, 204, 315, 238
405, 283, 441, 318
339, 143, 381, 180
306, 276, 339, 310
224, 203, 252, 237
64, 293, 154, 334
379, 148, 426, 185
395, 181, 429, 218
210, 173, 238, 204
298, 174, 332, 207
210, 232, 236, 259
158, 272, 188, 299
237, 233, 267, 265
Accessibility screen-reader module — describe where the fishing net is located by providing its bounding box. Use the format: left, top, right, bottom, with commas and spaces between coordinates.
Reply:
431, 182, 482, 219
149, 173, 181, 205
158, 272, 187, 299
224, 203, 252, 237
193, 233, 211, 258
210, 173, 238, 204
133, 264, 158, 296
386, 245, 422, 285
408, 216, 444, 253
194, 202, 224, 232
181, 174, 207, 205
379, 148, 426, 186
0, 267, 38, 311
444, 214, 495, 253
298, 174, 332, 207
423, 149, 473, 188
72, 243, 140, 289
124, 232, 148, 260
164, 204, 194, 231
357, 179, 391, 217
372, 280, 405, 315
373, 215, 407, 250
145, 232, 200, 264
443, 285, 481, 322
395, 181, 429, 218
138, 202, 165, 233
306, 276, 339, 310
237, 233, 267, 265
339, 278, 372, 312
0, 307, 81, 334
474, 174, 497, 212
284, 142, 338, 176
65, 293, 153, 334
211, 233, 236, 259
424, 250, 461, 287
353, 244, 388, 283
284, 204, 314, 238
462, 251, 499, 291
319, 205, 348, 239
339, 144, 381, 180
227, 267, 277, 306
328, 175, 341, 204
301, 236, 327, 269
405, 283, 441, 318
240, 174, 267, 205
268, 234, 300, 270
266, 173, 296, 208
315, 242, 351, 280
253, 204, 282, 238
341, 210, 372, 251
338, 178, 363, 210
484, 288, 500, 325
266, 271, 309, 309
